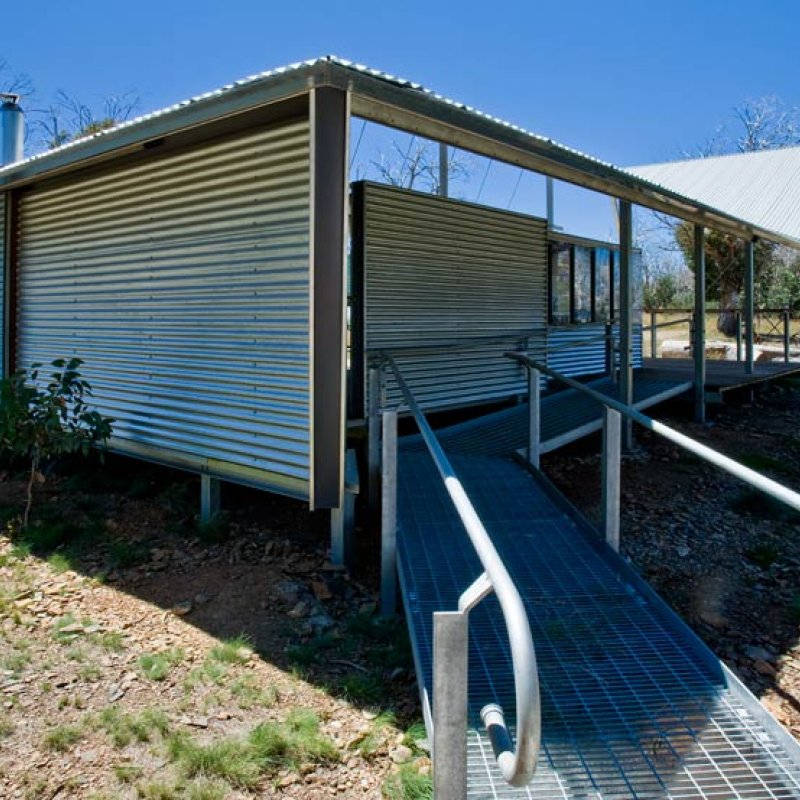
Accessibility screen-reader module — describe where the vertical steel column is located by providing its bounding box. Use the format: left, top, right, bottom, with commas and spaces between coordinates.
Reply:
200, 475, 220, 524
784, 310, 791, 363
380, 409, 398, 616
438, 142, 448, 198
602, 407, 621, 552
605, 321, 615, 379
310, 87, 349, 510
546, 177, 555, 228
618, 200, 633, 448
528, 367, 541, 469
650, 310, 657, 359
433, 611, 468, 800
736, 312, 742, 362
745, 239, 755, 374
367, 364, 383, 514
693, 224, 706, 424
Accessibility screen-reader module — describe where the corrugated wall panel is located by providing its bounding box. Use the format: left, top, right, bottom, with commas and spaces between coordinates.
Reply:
16, 120, 311, 498
546, 322, 643, 380
361, 183, 547, 411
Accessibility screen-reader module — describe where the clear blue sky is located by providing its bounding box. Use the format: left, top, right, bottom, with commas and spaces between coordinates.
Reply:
3, 0, 799, 240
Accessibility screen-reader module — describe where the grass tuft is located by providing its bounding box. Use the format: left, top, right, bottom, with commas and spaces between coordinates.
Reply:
138, 648, 184, 681
43, 723, 83, 752
98, 707, 170, 747
382, 763, 433, 800
209, 634, 252, 664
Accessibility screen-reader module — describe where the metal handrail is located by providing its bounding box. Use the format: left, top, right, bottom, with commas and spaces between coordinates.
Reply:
506, 351, 800, 514
383, 353, 540, 788
641, 316, 692, 332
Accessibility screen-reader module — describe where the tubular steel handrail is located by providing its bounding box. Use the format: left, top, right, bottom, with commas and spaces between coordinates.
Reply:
382, 353, 541, 789
641, 316, 692, 332
506, 351, 800, 514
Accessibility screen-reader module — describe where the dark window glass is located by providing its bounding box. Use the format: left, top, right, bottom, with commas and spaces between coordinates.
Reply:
594, 248, 611, 322
574, 247, 592, 323
550, 244, 571, 325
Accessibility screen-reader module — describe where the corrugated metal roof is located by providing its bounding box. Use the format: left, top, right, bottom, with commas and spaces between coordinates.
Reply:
628, 147, 800, 241
1, 55, 798, 247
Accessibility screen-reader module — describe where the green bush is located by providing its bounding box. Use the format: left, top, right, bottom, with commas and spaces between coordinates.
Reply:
0, 358, 113, 528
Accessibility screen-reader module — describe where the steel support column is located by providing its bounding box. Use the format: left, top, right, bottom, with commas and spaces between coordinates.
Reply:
618, 200, 633, 448
602, 407, 621, 552
200, 475, 220, 523
380, 409, 398, 616
438, 142, 448, 197
745, 239, 755, 374
311, 86, 349, 510
693, 224, 706, 423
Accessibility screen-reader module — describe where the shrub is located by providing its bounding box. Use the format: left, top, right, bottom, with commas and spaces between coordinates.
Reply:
0, 358, 113, 528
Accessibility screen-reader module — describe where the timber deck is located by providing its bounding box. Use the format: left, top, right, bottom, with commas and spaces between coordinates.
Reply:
643, 357, 800, 394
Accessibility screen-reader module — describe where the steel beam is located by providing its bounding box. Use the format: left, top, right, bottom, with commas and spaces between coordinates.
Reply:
433, 611, 469, 800
618, 200, 633, 448
693, 224, 706, 423
745, 240, 755, 374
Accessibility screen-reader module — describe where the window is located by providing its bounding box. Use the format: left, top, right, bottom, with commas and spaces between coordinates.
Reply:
549, 241, 628, 325
594, 248, 611, 322
573, 247, 592, 323
549, 244, 571, 325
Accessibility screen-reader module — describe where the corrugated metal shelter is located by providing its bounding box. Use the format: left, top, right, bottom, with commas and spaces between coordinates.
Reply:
0, 55, 798, 521
628, 146, 800, 241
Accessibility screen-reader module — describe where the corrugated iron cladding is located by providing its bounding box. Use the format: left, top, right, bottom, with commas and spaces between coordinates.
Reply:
546, 324, 643, 380
362, 183, 547, 411
16, 120, 311, 496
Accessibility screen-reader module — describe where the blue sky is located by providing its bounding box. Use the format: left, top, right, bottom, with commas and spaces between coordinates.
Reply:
3, 0, 799, 240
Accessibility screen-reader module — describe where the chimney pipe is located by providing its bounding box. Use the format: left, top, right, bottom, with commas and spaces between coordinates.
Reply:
0, 93, 24, 166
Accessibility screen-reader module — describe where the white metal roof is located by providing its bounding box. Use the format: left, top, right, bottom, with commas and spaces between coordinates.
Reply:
628, 147, 800, 242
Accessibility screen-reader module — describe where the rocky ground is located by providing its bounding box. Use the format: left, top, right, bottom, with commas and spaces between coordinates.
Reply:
0, 462, 428, 799
2, 377, 800, 799
543, 376, 800, 738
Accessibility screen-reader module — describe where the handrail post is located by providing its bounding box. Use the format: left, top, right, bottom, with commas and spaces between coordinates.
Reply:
367, 363, 384, 514
736, 311, 742, 362
784, 309, 791, 363
602, 407, 621, 552
380, 409, 398, 616
528, 367, 541, 469
605, 322, 614, 378
433, 611, 469, 800
650, 310, 657, 359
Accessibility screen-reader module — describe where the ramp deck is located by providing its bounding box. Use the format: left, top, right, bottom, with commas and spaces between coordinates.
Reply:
396, 445, 800, 798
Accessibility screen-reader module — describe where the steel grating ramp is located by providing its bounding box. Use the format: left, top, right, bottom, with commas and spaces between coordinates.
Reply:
396, 447, 800, 798
404, 374, 692, 457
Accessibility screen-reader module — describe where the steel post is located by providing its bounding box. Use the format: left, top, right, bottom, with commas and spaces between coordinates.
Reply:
433, 611, 469, 800
528, 367, 541, 469
784, 310, 791, 363
605, 322, 614, 379
200, 474, 220, 523
650, 310, 657, 359
439, 142, 449, 198
619, 200, 633, 448
602, 407, 621, 552
380, 409, 398, 616
367, 365, 382, 514
693, 224, 706, 424
745, 240, 755, 374
736, 311, 742, 362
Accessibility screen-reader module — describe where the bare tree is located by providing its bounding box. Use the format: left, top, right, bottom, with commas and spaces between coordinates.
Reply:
370, 138, 469, 194
733, 96, 800, 153
32, 90, 139, 151
0, 57, 34, 98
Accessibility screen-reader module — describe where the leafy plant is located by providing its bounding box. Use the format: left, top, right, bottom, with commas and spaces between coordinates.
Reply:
0, 358, 113, 528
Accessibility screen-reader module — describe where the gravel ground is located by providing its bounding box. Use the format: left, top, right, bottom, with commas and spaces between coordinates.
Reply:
0, 464, 427, 799
543, 377, 800, 740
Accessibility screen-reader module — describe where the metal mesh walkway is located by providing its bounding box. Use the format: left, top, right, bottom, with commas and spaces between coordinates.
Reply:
396, 447, 800, 798
403, 374, 691, 457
